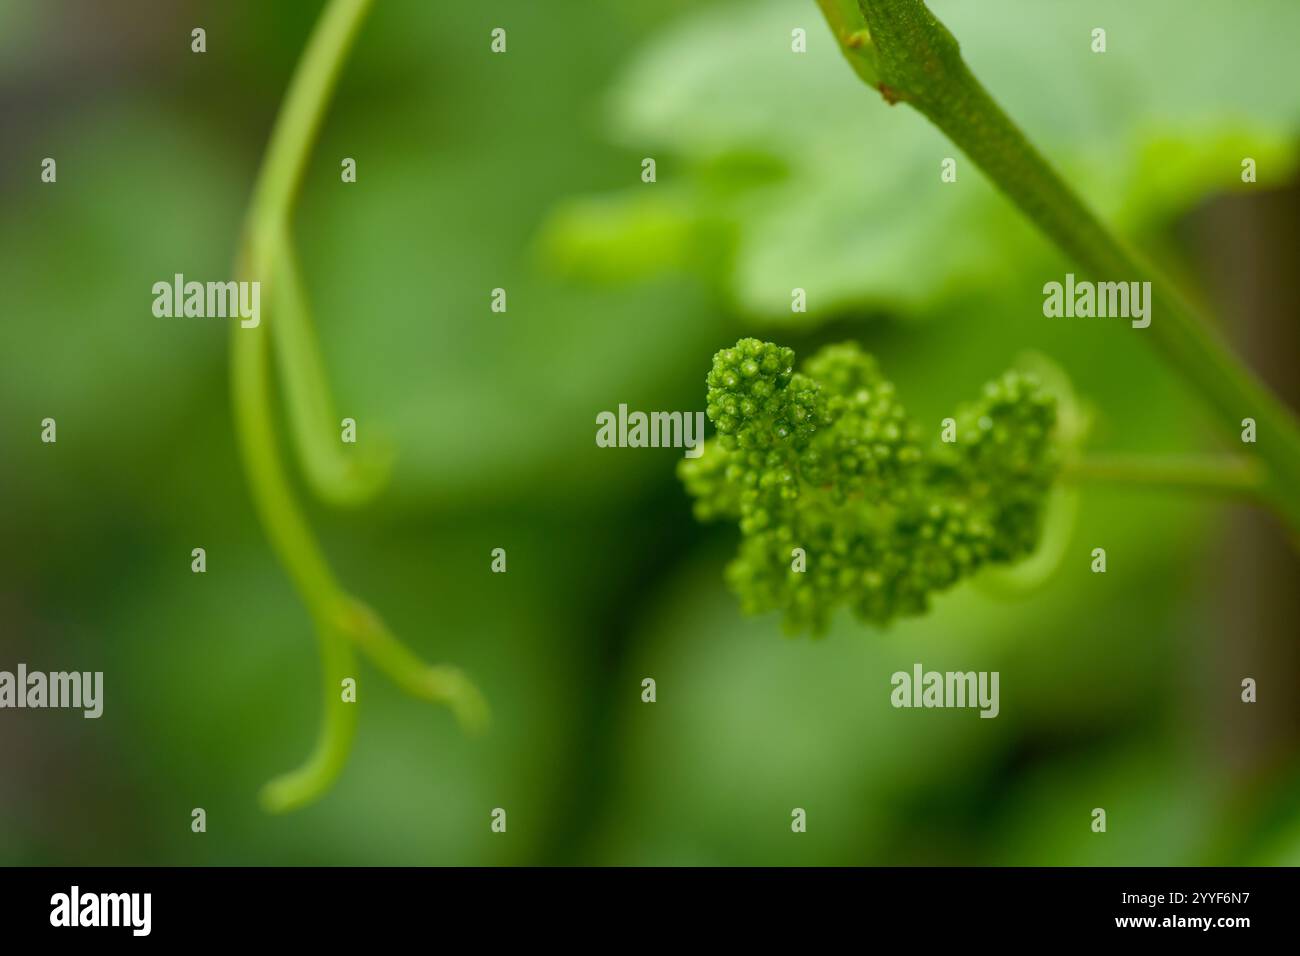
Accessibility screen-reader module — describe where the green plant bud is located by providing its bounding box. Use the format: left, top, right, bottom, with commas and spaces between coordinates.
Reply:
682, 339, 1059, 635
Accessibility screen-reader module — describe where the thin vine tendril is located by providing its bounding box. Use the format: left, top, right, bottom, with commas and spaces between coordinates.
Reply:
232, 0, 486, 814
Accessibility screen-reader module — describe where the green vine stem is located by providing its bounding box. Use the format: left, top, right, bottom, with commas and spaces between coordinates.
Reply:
818, 0, 1300, 535
232, 0, 486, 814
1066, 453, 1265, 500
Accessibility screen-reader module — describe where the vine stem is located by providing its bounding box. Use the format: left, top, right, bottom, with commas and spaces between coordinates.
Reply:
232, 0, 484, 813
819, 0, 1300, 535
1065, 453, 1265, 500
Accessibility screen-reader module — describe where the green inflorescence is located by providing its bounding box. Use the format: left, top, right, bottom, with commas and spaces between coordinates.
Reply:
680, 338, 1058, 634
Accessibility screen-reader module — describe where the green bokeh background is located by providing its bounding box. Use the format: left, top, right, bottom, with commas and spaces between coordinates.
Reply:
1, 0, 1297, 865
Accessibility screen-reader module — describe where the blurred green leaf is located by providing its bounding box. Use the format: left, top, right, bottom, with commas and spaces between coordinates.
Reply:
542, 0, 1300, 322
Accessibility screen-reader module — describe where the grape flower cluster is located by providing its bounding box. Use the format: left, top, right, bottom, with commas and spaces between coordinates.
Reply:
679, 339, 1059, 634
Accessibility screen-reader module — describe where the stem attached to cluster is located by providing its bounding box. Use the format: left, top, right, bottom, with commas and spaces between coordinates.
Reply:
1065, 453, 1265, 500
817, 0, 1300, 536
